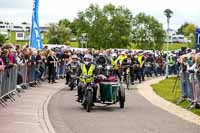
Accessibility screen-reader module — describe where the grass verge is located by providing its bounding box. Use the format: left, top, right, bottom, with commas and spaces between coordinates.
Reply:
69, 42, 79, 48
151, 77, 200, 116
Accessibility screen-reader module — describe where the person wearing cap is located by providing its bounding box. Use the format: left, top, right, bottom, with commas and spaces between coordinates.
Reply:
77, 54, 98, 102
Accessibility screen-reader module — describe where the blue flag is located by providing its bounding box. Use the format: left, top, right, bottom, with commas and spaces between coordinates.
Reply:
30, 0, 42, 49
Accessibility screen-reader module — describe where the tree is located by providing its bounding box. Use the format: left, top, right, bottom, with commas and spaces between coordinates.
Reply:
58, 19, 71, 28
69, 19, 79, 35
182, 23, 196, 36
132, 13, 166, 50
182, 23, 197, 48
0, 34, 6, 45
74, 4, 132, 49
177, 22, 189, 34
177, 23, 196, 47
47, 23, 70, 44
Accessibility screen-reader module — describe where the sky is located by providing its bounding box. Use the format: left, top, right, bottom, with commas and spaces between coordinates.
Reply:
0, 0, 199, 30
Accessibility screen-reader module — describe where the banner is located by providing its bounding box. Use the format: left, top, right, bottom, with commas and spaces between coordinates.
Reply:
196, 28, 200, 48
30, 0, 43, 49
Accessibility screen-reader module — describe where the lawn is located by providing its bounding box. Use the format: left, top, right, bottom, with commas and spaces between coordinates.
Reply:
69, 42, 79, 48
151, 77, 200, 116
162, 43, 190, 51
67, 42, 191, 50
129, 43, 190, 51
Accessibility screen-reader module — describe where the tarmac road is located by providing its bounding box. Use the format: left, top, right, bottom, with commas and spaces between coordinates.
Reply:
48, 87, 200, 133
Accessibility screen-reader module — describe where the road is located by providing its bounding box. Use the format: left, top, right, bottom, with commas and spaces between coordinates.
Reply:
48, 87, 200, 133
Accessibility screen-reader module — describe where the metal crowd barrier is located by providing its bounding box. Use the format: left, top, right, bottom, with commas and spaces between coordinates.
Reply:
180, 71, 200, 109
27, 64, 36, 83
18, 64, 27, 84
0, 63, 40, 107
0, 66, 18, 106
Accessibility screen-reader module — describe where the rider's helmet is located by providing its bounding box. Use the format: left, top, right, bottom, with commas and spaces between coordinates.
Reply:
84, 54, 92, 63
111, 53, 117, 60
72, 54, 79, 61
111, 53, 117, 58
127, 52, 132, 59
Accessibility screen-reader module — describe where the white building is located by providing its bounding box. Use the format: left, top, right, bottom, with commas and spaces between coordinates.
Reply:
165, 29, 190, 43
0, 20, 48, 41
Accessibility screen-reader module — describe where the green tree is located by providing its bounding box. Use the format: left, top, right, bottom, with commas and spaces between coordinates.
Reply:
58, 19, 71, 28
182, 23, 196, 36
47, 23, 70, 44
69, 19, 79, 35
132, 13, 166, 50
0, 34, 6, 44
182, 23, 197, 48
177, 22, 189, 34
74, 4, 132, 49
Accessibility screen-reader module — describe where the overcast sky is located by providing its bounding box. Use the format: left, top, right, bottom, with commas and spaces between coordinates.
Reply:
0, 0, 199, 30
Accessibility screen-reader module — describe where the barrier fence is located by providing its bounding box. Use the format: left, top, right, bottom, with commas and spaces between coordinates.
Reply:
0, 63, 39, 106
0, 66, 18, 105
179, 71, 200, 109
0, 62, 65, 107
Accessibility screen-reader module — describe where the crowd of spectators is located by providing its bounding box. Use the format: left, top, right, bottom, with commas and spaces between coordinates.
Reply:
0, 43, 199, 87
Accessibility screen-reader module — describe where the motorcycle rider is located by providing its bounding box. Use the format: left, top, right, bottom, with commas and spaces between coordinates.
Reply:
77, 54, 98, 103
121, 52, 135, 85
137, 52, 145, 81
115, 51, 127, 81
65, 54, 80, 85
111, 53, 121, 80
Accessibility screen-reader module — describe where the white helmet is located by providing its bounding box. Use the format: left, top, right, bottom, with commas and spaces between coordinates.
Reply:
84, 54, 93, 60
112, 53, 117, 57
84, 54, 91, 59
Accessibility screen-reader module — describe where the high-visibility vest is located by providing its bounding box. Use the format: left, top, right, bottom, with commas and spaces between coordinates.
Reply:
80, 64, 95, 83
169, 56, 175, 64
137, 55, 143, 65
111, 58, 119, 70
116, 55, 126, 65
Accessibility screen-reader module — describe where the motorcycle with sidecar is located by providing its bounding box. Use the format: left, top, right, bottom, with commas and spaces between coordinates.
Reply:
78, 64, 125, 112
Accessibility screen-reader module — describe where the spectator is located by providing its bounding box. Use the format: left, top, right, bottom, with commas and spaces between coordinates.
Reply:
47, 51, 57, 83
7, 45, 16, 64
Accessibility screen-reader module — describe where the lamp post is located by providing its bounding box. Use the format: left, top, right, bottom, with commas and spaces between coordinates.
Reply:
164, 9, 173, 78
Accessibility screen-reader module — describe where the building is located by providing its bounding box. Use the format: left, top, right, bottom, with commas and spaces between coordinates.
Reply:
165, 29, 190, 43
0, 20, 48, 42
